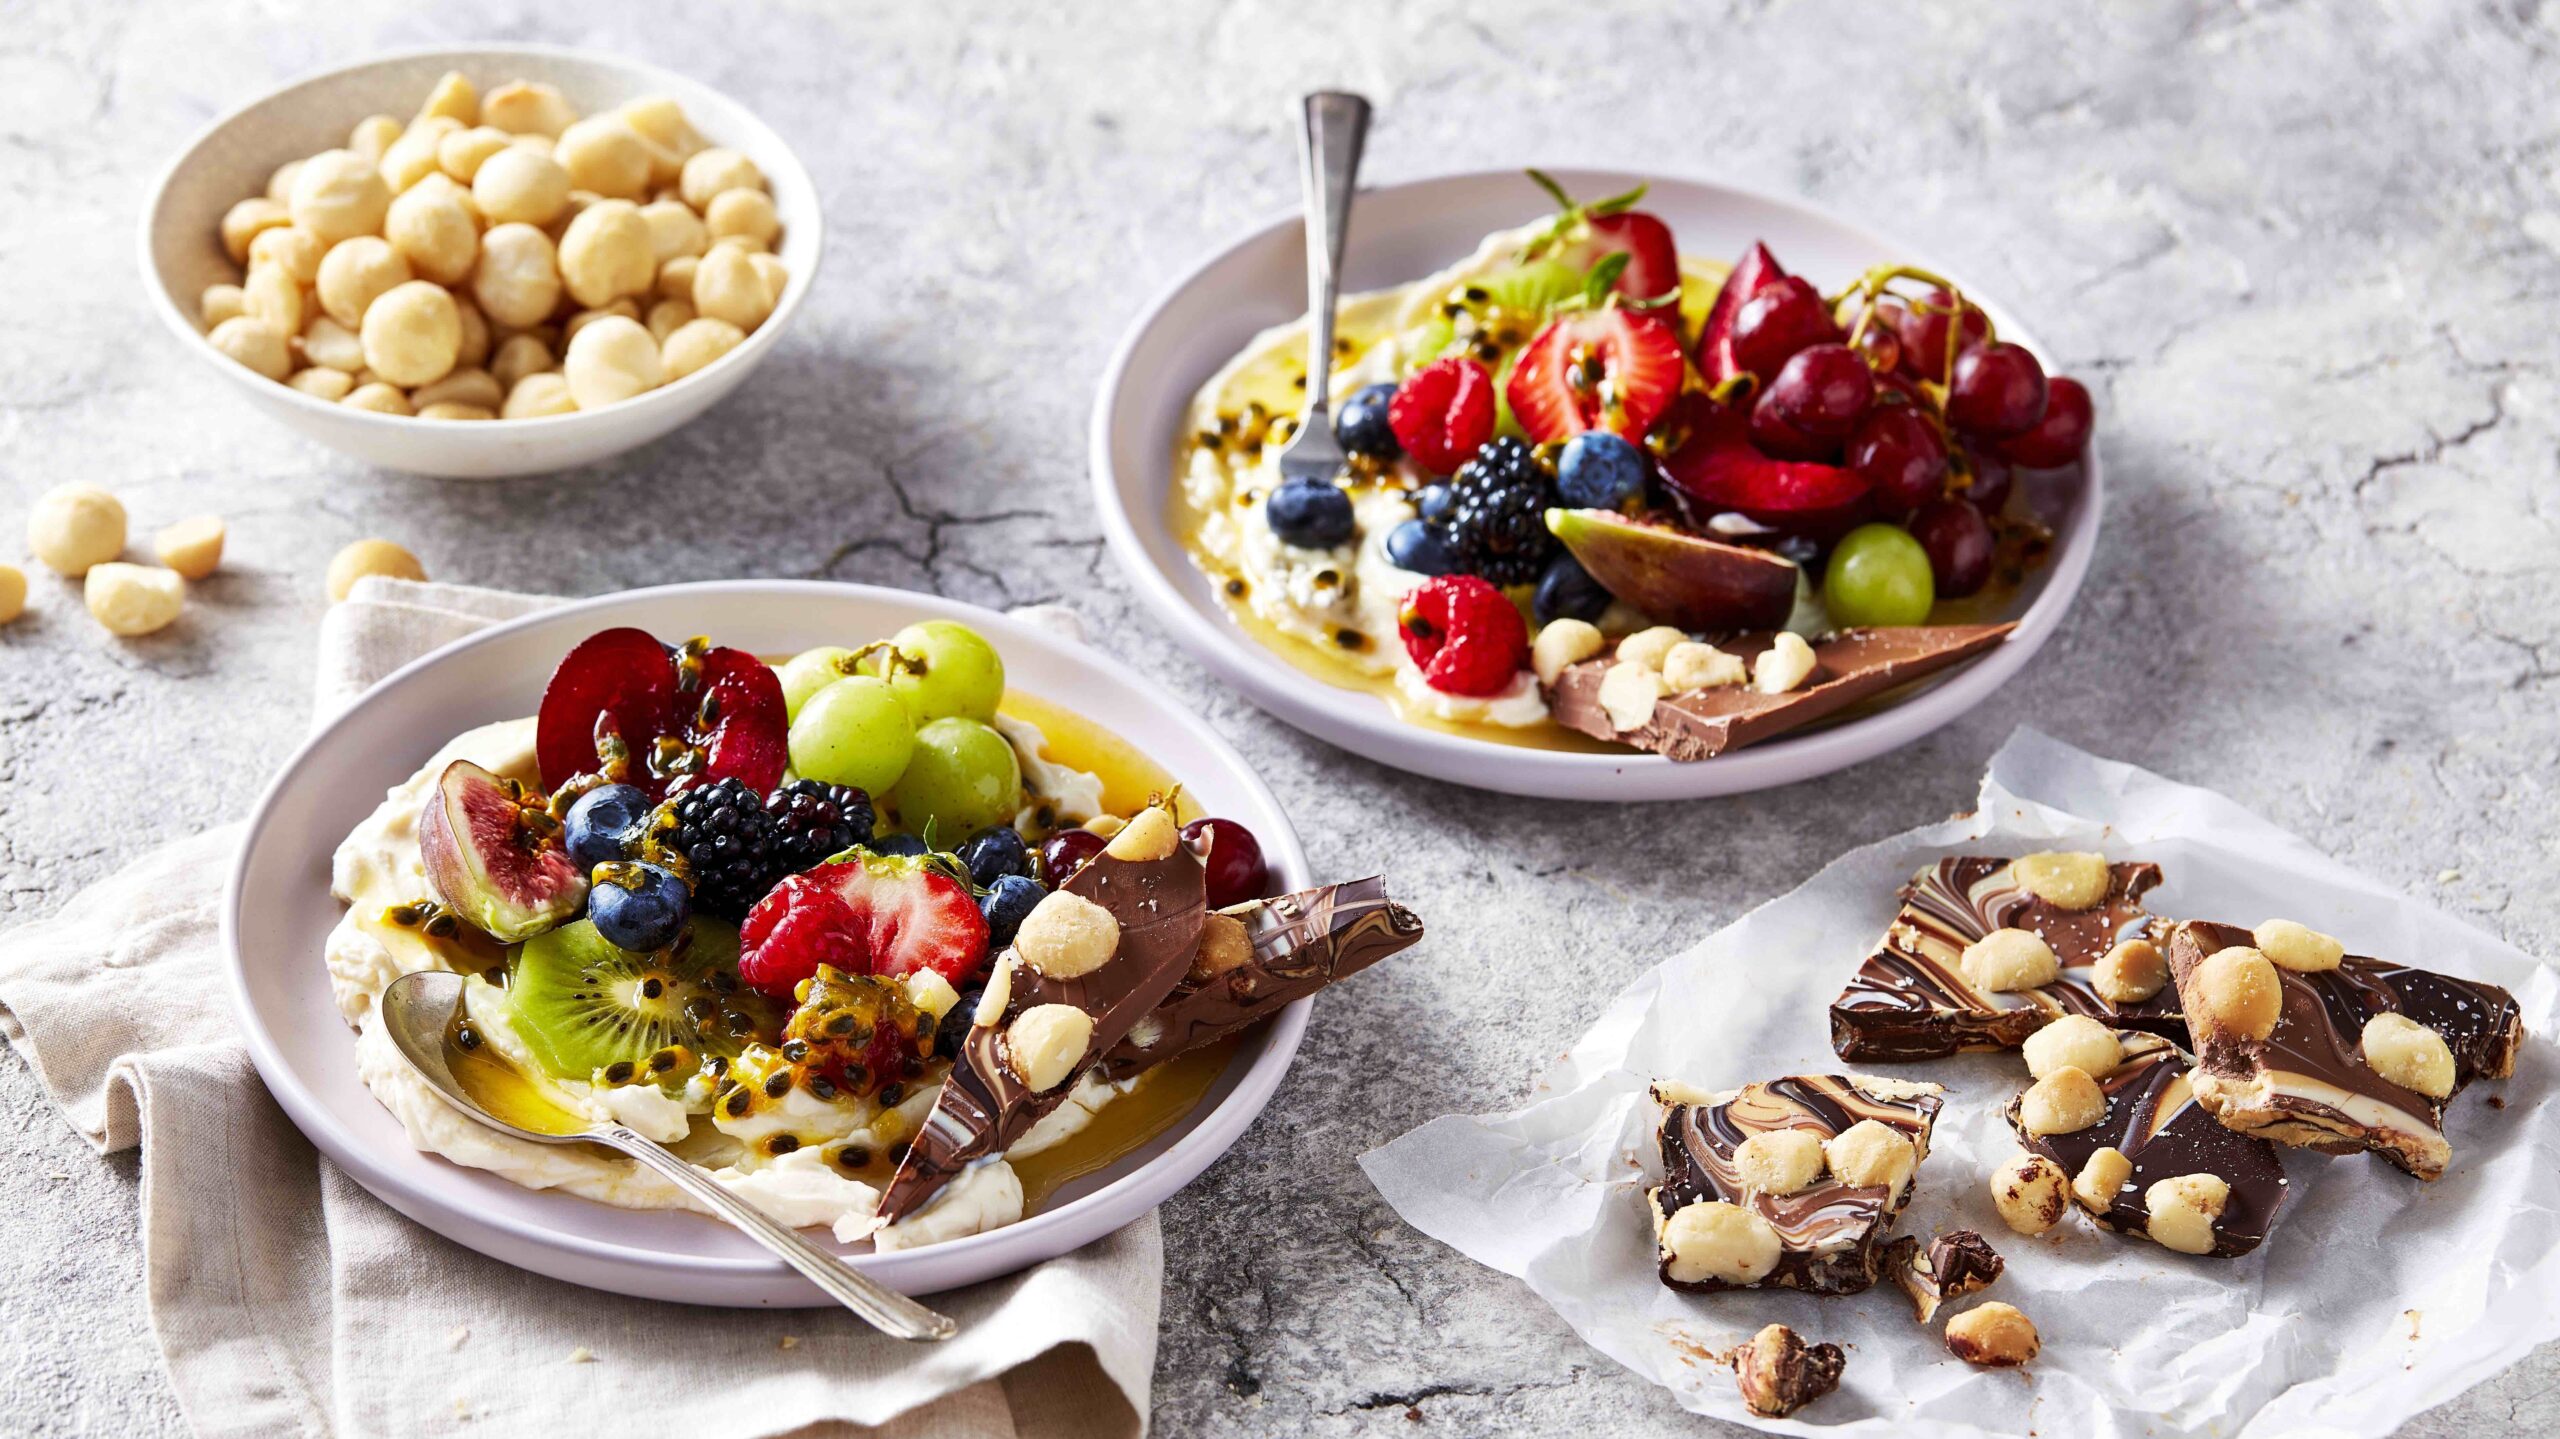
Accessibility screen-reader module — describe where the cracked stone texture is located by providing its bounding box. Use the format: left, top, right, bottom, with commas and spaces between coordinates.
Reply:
3, 1, 2556, 1434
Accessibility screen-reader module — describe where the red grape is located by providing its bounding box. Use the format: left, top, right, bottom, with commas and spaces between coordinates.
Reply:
1181, 817, 1269, 908
1845, 406, 1949, 515
1729, 277, 1840, 384
1038, 828, 1105, 886
1947, 343, 2048, 438
1849, 320, 1901, 376
1908, 498, 1993, 597
1997, 375, 2093, 467
1892, 288, 1989, 382
1958, 443, 2014, 514
1763, 343, 1875, 439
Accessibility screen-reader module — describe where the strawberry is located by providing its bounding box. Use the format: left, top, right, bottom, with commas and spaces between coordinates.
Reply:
1506, 308, 1685, 443
536, 629, 788, 798
1398, 574, 1528, 697
1523, 171, 1683, 318
1388, 356, 1496, 474
738, 852, 990, 999
1695, 243, 1786, 387
1657, 394, 1873, 538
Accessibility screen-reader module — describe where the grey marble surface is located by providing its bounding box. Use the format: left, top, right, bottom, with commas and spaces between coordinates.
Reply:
3, 1, 2555, 1434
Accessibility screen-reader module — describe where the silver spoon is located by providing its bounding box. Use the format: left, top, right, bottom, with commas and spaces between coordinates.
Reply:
378, 968, 958, 1342
1273, 90, 1373, 490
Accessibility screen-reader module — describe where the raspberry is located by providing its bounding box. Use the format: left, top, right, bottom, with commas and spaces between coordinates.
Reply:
1398, 574, 1528, 697
1387, 356, 1496, 475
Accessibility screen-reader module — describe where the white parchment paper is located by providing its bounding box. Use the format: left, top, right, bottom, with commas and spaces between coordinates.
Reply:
1360, 729, 2560, 1438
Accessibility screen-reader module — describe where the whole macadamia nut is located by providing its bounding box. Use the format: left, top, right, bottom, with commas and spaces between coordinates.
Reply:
556, 116, 654, 200
645, 298, 696, 343
482, 80, 578, 138
618, 95, 706, 182
639, 198, 708, 262
557, 199, 656, 308
220, 197, 291, 264
657, 254, 700, 303
379, 114, 461, 193
1659, 1199, 1782, 1286
1945, 1303, 2039, 1367
418, 70, 477, 126
154, 515, 225, 580
359, 280, 462, 387
209, 316, 293, 380
289, 149, 392, 243
692, 244, 772, 330
2021, 1014, 2122, 1081
472, 146, 572, 227
340, 382, 412, 415
346, 115, 402, 164
1960, 927, 2060, 994
242, 263, 303, 333
200, 283, 246, 328
659, 316, 745, 381
501, 371, 576, 418
1988, 1151, 2069, 1235
2195, 944, 2283, 1042
28, 484, 128, 575
749, 252, 789, 305
326, 538, 425, 601
302, 315, 365, 372
288, 366, 355, 401
704, 187, 779, 248
678, 147, 762, 210
437, 125, 513, 183
0, 565, 24, 625
315, 236, 413, 329
1012, 888, 1120, 980
410, 367, 502, 411
247, 224, 325, 285
266, 158, 305, 205
85, 563, 184, 637
1825, 1119, 1917, 1194
1733, 1128, 1826, 1196
452, 298, 491, 370
385, 180, 480, 284
2019, 1066, 2106, 1136
489, 333, 554, 390
471, 223, 563, 328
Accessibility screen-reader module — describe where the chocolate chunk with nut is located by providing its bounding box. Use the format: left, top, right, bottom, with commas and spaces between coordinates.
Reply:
1732, 1323, 1846, 1418
1889, 1229, 2005, 1325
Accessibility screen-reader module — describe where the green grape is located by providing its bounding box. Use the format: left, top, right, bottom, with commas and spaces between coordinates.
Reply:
889, 717, 1021, 839
1823, 523, 1936, 628
788, 675, 915, 794
862, 620, 1005, 724
777, 645, 859, 722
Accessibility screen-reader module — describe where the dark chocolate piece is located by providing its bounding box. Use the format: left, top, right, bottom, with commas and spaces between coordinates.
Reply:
1733, 1324, 1845, 1419
1097, 877, 1422, 1081
880, 827, 1207, 1221
1887, 1229, 2004, 1324
2163, 920, 2523, 1181
1831, 856, 2182, 1062
2004, 1030, 2289, 1256
1649, 1074, 1943, 1297
1545, 624, 2014, 762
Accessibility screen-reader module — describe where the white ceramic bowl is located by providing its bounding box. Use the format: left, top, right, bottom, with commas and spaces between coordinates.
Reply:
141, 46, 821, 479
224, 582, 1312, 1304
1091, 168, 2101, 801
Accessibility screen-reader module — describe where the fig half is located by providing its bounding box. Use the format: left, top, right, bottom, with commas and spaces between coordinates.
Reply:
420, 758, 588, 942
1546, 507, 1797, 631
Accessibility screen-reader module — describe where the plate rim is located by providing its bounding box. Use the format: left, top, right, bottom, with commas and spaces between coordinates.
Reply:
221, 578, 1314, 1296
1088, 164, 2102, 800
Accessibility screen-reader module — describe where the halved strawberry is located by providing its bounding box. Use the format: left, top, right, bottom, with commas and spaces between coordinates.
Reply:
1658, 394, 1873, 538
1525, 171, 1683, 317
1506, 309, 1685, 443
535, 629, 788, 798
1695, 242, 1786, 387
738, 852, 989, 999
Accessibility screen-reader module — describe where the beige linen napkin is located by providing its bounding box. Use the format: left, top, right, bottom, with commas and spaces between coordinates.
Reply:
0, 579, 1158, 1439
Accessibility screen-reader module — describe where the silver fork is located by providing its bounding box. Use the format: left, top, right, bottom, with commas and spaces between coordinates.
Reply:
1274, 90, 1372, 489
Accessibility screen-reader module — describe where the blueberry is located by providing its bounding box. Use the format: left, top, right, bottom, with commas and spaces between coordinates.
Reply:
956, 825, 1032, 887
1415, 484, 1457, 524
564, 783, 651, 869
1384, 518, 1462, 576
867, 833, 929, 858
1332, 383, 1401, 458
979, 874, 1046, 949
1532, 552, 1614, 626
589, 863, 689, 952
1266, 479, 1356, 549
1556, 431, 1651, 511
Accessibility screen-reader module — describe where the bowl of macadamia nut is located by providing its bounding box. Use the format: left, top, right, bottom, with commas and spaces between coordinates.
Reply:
141, 46, 819, 479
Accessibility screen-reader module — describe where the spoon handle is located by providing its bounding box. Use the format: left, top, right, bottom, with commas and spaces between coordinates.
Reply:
1295, 90, 1371, 427
600, 1126, 958, 1342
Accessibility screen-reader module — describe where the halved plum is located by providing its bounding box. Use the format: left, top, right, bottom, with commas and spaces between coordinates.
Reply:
535, 628, 788, 797
1695, 242, 1785, 387
1658, 394, 1874, 538
419, 758, 587, 942
1547, 507, 1798, 631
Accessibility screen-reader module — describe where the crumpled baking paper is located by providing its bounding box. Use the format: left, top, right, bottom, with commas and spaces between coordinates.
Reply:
1360, 729, 2560, 1438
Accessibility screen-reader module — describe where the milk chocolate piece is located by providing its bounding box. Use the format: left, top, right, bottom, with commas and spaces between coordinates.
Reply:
880, 827, 1207, 1221
1649, 1074, 1943, 1296
1831, 856, 2182, 1061
2004, 1030, 2289, 1256
2163, 920, 2522, 1181
1545, 624, 2014, 761
1098, 878, 1423, 1081
1887, 1229, 2003, 1324
1733, 1323, 1845, 1419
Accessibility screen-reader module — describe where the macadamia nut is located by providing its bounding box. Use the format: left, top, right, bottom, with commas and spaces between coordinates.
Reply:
411, 368, 502, 411
385, 179, 480, 284
705, 187, 780, 248
28, 484, 127, 576
438, 125, 513, 183
326, 538, 425, 601
658, 254, 700, 303
473, 146, 573, 227
1013, 889, 1119, 979
359, 280, 462, 387
288, 367, 354, 401
489, 333, 554, 390
247, 224, 325, 285
2094, 937, 2168, 1004
1664, 641, 1747, 692
562, 315, 663, 409
558, 200, 656, 308
2361, 1012, 2456, 1098
2019, 1066, 2106, 1136
346, 115, 402, 164
471, 223, 563, 328
200, 283, 246, 328
1753, 631, 1819, 694
501, 372, 576, 419
289, 149, 392, 243
640, 198, 709, 262
241, 263, 303, 334
1004, 1004, 1094, 1092
208, 316, 293, 381
1960, 927, 2059, 993
266, 158, 305, 205
556, 116, 654, 200
0, 565, 23, 625
340, 383, 413, 416
2072, 1146, 2132, 1213
379, 114, 461, 192
2022, 1014, 2122, 1081
1825, 1119, 1917, 1193
1103, 806, 1179, 861
418, 70, 478, 126
656, 316, 741, 382
1659, 1199, 1782, 1286
691, 244, 773, 330
1596, 660, 1665, 732
417, 401, 493, 421
316, 236, 412, 329
85, 563, 184, 636
153, 516, 225, 580
679, 147, 763, 210
2195, 944, 2283, 1042
619, 95, 707, 180
749, 252, 789, 304
2012, 851, 2111, 910
1531, 618, 1604, 686
1988, 1151, 2068, 1234
2143, 1173, 2229, 1255
1615, 625, 1685, 671
220, 197, 290, 263
1945, 1302, 2038, 1367
483, 80, 578, 138
1733, 1129, 1826, 1195
646, 298, 696, 343
2255, 918, 2345, 973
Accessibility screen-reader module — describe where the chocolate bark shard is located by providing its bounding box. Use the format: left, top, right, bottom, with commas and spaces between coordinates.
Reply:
1888, 1229, 2004, 1325
1097, 877, 1423, 1082
1544, 624, 2014, 762
1830, 856, 2182, 1062
2162, 920, 2523, 1182
1733, 1323, 1846, 1419
879, 830, 1207, 1221
2003, 1030, 2289, 1257
1648, 1074, 1943, 1297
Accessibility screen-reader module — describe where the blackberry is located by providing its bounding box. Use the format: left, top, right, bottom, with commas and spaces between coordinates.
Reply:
1446, 437, 1560, 585
766, 779, 874, 874
669, 777, 785, 918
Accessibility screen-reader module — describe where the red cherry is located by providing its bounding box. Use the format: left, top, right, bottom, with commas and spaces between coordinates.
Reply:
1891, 288, 1989, 382
1909, 498, 1994, 597
1038, 828, 1106, 887
1762, 343, 1875, 439
1748, 392, 1844, 462
1947, 342, 2049, 438
1844, 406, 1949, 516
1181, 818, 1270, 909
1728, 277, 1840, 385
1997, 376, 2094, 468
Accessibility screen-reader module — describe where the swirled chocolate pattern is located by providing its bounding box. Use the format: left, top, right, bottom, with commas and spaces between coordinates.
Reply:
2003, 1030, 2289, 1257
2164, 920, 2522, 1182
1648, 1074, 1943, 1296
1099, 878, 1423, 1081
1830, 856, 2183, 1061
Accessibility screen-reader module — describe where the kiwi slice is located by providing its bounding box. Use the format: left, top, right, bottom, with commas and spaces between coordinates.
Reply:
1473, 258, 1583, 323
503, 917, 772, 1083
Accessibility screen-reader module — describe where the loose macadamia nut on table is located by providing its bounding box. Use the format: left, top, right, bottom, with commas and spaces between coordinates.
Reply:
316, 236, 412, 329
208, 316, 292, 380
0, 565, 24, 624
326, 539, 425, 602
2021, 1014, 2122, 1081
472, 222, 564, 328
289, 148, 392, 244
84, 563, 184, 637
1945, 1302, 2039, 1367
1988, 1152, 2069, 1235
564, 316, 663, 409
359, 280, 463, 388
473, 146, 573, 227
153, 516, 225, 580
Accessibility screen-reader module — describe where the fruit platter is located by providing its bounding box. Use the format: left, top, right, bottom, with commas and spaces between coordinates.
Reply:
1109, 167, 2102, 796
